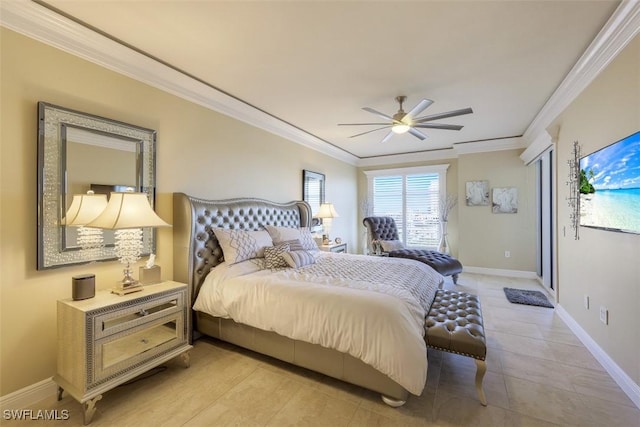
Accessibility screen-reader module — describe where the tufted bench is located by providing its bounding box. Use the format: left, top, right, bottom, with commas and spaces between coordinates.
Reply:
425, 289, 487, 405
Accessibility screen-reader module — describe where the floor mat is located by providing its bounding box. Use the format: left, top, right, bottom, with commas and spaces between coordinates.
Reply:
503, 287, 554, 308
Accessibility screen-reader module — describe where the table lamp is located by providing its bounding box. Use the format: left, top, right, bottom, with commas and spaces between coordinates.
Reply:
316, 202, 339, 243
86, 192, 170, 295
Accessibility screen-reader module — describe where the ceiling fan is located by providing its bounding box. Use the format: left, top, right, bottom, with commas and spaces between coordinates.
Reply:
338, 96, 473, 143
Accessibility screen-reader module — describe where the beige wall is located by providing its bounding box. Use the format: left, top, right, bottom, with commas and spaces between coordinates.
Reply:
0, 29, 356, 395
553, 35, 640, 385
458, 149, 537, 272
357, 149, 537, 273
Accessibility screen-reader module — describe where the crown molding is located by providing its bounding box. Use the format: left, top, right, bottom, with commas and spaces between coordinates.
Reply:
356, 147, 458, 168
453, 136, 525, 155
355, 136, 524, 167
520, 131, 554, 165
0, 1, 359, 165
522, 0, 640, 160
4, 1, 636, 168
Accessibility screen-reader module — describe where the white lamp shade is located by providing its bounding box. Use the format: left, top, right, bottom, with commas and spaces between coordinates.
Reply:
63, 192, 108, 226
316, 203, 340, 219
86, 192, 170, 229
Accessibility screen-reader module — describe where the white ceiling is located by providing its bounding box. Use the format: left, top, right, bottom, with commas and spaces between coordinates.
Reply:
6, 1, 625, 163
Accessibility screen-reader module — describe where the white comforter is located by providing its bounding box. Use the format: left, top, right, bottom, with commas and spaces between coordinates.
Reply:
193, 252, 443, 395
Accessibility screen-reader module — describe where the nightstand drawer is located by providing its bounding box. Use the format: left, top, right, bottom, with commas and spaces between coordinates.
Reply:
93, 312, 185, 384
94, 292, 183, 339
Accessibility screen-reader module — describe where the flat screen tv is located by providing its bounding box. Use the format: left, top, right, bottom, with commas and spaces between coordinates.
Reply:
579, 130, 640, 234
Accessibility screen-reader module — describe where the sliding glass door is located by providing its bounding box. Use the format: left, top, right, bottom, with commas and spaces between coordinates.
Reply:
536, 148, 555, 290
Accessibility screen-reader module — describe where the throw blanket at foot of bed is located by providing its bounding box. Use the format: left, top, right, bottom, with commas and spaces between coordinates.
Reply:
425, 289, 487, 405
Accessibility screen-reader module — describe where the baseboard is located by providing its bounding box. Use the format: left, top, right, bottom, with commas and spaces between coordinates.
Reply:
0, 378, 56, 411
462, 266, 538, 280
556, 304, 640, 409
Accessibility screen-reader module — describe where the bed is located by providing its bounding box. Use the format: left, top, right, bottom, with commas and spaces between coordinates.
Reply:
172, 193, 443, 406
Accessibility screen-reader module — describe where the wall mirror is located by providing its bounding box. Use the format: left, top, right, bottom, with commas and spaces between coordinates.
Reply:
302, 170, 325, 227
37, 102, 157, 270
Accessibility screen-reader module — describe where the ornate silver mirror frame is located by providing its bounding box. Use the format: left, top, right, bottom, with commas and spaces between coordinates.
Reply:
37, 102, 157, 269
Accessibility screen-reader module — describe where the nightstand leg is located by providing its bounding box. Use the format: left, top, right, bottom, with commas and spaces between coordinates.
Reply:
83, 395, 102, 425
180, 350, 191, 368
57, 386, 64, 401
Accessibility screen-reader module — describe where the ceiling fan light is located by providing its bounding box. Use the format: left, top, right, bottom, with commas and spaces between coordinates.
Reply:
392, 123, 411, 134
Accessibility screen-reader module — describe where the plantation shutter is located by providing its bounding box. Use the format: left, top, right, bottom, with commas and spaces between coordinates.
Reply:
406, 174, 440, 247
372, 176, 404, 240
368, 165, 447, 249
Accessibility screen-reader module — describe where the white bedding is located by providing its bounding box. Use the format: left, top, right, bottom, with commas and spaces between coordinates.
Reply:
193, 252, 443, 395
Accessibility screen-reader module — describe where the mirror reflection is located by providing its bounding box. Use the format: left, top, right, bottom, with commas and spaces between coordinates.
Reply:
37, 102, 157, 270
64, 127, 139, 250
302, 170, 325, 227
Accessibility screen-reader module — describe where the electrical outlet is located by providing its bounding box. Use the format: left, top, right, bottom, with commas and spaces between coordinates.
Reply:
599, 306, 608, 325
504, 250, 511, 258
584, 295, 589, 309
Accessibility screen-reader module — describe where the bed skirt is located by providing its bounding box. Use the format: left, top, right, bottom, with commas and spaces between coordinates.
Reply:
196, 311, 410, 402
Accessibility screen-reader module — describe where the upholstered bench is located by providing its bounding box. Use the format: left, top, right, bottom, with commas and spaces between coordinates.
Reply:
425, 289, 487, 405
363, 216, 463, 284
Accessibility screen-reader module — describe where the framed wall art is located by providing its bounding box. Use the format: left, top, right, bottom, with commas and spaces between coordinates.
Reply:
492, 187, 518, 214
465, 180, 490, 206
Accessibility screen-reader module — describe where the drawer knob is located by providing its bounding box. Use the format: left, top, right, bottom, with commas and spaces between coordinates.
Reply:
141, 338, 149, 344
139, 309, 149, 316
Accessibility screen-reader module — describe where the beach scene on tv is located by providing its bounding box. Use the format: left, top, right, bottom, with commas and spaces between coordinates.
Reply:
579, 131, 640, 234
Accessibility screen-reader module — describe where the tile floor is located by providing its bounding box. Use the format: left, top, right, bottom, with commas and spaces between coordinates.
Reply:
7, 273, 639, 426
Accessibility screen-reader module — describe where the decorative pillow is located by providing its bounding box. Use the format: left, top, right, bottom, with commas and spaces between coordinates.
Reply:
282, 239, 304, 251
281, 250, 316, 268
212, 228, 273, 264
264, 243, 290, 269
264, 226, 318, 251
380, 239, 405, 252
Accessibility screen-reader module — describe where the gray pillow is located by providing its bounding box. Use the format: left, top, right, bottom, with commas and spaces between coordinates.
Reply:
281, 250, 316, 268
264, 243, 290, 269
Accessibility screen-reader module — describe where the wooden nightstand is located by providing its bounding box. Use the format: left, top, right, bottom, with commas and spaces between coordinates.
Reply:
54, 281, 192, 424
319, 242, 347, 253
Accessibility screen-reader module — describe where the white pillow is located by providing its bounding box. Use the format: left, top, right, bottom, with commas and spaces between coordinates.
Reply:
212, 228, 273, 264
380, 239, 405, 252
264, 226, 318, 251
281, 250, 316, 268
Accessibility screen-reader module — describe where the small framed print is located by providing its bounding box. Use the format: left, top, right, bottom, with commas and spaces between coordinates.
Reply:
492, 187, 518, 214
466, 181, 490, 206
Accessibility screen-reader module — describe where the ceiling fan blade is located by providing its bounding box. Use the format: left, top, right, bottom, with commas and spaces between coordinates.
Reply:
362, 107, 395, 121
338, 122, 391, 126
349, 126, 391, 138
414, 107, 473, 123
403, 99, 433, 122
414, 123, 464, 131
380, 131, 395, 143
408, 127, 427, 140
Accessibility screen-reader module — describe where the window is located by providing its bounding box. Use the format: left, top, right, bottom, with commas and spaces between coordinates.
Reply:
365, 165, 448, 248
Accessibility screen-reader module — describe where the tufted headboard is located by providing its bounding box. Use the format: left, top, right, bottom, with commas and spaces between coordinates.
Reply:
173, 192, 312, 305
